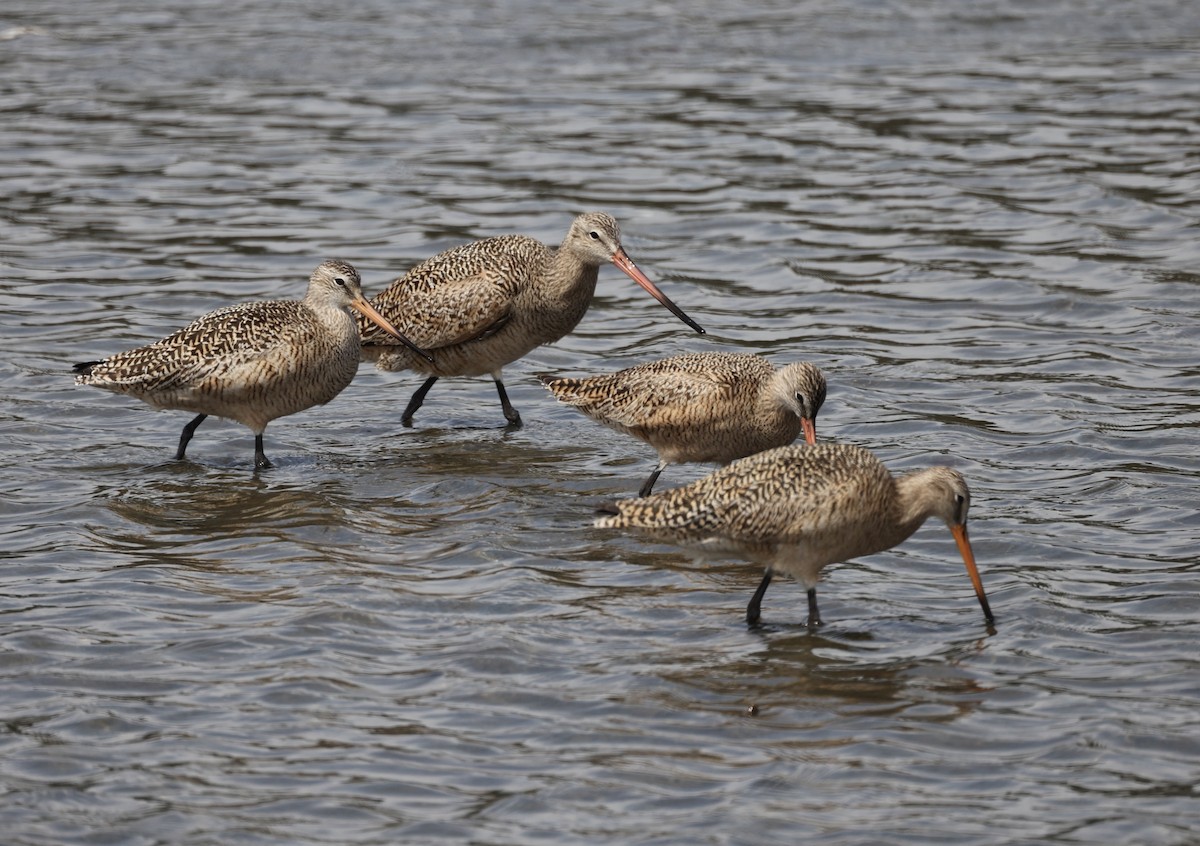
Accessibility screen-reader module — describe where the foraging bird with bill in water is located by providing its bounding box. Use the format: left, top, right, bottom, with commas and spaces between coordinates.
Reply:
73, 259, 430, 469
358, 212, 705, 428
541, 352, 826, 496
595, 442, 994, 628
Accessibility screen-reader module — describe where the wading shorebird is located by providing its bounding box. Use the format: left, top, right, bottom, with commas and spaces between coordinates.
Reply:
541, 352, 826, 496
595, 442, 994, 628
74, 260, 429, 469
358, 212, 705, 428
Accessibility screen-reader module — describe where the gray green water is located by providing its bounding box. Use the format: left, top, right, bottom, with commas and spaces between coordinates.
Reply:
2, 1, 1199, 843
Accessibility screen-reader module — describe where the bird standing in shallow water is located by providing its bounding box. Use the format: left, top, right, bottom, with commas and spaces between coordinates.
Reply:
541, 352, 826, 496
358, 212, 705, 428
74, 260, 428, 469
595, 442, 994, 628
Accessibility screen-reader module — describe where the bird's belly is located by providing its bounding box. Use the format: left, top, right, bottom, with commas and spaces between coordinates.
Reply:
769, 528, 900, 589
147, 354, 358, 429
370, 308, 582, 377
650, 420, 803, 465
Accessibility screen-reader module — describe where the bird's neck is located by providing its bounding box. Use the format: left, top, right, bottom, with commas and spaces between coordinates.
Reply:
542, 246, 601, 301
305, 296, 356, 333
893, 468, 944, 538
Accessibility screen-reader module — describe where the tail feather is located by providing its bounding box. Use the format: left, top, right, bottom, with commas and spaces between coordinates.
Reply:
593, 499, 632, 529
539, 376, 604, 406
73, 360, 102, 375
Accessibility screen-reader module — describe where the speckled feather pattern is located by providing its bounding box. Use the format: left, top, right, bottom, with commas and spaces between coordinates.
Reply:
358, 213, 621, 378
595, 442, 967, 588
542, 352, 826, 464
75, 260, 370, 434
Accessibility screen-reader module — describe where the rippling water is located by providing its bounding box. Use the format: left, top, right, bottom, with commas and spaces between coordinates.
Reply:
3, 1, 1199, 843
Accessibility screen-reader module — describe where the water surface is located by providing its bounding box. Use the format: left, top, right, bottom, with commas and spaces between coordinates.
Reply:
2, 1, 1199, 843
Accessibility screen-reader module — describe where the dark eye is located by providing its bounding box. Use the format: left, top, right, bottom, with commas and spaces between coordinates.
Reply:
588, 231, 601, 241
334, 277, 347, 287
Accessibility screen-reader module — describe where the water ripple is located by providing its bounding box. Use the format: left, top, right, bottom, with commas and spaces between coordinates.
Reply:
3, 0, 1200, 843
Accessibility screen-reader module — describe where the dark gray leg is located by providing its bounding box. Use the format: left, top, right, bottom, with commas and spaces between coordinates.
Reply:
806, 587, 822, 628
176, 414, 208, 460
747, 568, 773, 626
638, 463, 665, 498
401, 376, 439, 426
254, 434, 272, 470
494, 376, 522, 427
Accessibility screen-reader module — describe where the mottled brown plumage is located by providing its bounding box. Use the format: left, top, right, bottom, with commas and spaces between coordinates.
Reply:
74, 260, 421, 469
359, 212, 704, 427
595, 442, 994, 628
542, 352, 827, 496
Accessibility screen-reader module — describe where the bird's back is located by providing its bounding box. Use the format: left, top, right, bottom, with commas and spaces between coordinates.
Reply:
362, 234, 550, 346
78, 301, 320, 390
548, 353, 793, 463
597, 443, 900, 554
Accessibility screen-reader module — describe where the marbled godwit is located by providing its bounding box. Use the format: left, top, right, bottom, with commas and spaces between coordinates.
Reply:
358, 212, 704, 427
541, 352, 826, 496
74, 260, 428, 469
595, 442, 994, 628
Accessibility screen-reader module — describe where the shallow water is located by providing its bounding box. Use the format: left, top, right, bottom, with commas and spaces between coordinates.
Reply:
2, 1, 1199, 843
